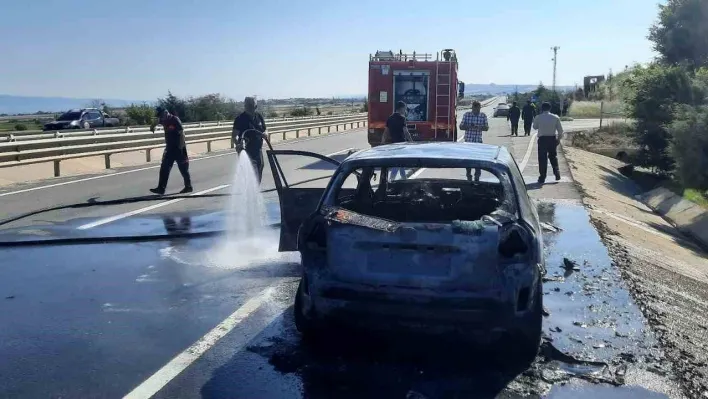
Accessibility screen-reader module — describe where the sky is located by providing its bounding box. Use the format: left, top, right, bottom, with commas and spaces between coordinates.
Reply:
0, 0, 661, 101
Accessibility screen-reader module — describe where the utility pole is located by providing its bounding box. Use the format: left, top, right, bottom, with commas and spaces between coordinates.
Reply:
551, 46, 560, 93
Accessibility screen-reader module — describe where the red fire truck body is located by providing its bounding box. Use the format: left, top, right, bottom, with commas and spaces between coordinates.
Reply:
367, 49, 464, 147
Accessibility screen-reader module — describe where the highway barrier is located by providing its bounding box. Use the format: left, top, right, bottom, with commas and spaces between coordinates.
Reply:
0, 115, 367, 177
0, 113, 367, 143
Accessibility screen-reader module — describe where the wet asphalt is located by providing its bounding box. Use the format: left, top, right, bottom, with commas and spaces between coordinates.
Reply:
0, 104, 684, 398
0, 200, 683, 398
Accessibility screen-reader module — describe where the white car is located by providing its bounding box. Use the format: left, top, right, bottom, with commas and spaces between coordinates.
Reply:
493, 103, 510, 118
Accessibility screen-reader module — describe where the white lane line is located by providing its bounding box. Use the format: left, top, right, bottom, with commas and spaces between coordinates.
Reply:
123, 286, 277, 399
0, 129, 366, 198
77, 185, 229, 230
519, 133, 538, 172
76, 147, 356, 230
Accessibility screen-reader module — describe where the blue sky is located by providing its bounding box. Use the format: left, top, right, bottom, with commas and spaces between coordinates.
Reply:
0, 0, 660, 100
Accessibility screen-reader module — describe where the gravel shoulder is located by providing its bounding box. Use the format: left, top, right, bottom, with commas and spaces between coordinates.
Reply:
565, 146, 708, 399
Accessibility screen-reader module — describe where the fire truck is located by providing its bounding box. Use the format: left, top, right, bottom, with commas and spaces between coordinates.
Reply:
367, 49, 465, 147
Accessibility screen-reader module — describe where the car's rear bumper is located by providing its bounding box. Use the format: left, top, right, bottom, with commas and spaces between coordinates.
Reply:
306, 280, 530, 339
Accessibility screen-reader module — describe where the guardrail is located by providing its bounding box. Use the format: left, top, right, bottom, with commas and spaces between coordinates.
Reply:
0, 115, 367, 177
0, 113, 367, 142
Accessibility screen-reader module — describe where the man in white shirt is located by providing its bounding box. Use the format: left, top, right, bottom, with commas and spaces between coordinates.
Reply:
532, 102, 564, 184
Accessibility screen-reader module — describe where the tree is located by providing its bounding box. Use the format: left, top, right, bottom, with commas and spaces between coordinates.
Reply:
125, 103, 155, 125
157, 91, 187, 120
649, 0, 708, 69
670, 104, 708, 189
621, 64, 706, 172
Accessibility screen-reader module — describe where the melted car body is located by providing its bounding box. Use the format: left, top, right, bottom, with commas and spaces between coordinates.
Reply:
267, 142, 545, 358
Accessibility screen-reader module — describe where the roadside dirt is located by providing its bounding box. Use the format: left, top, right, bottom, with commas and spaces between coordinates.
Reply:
565, 146, 708, 399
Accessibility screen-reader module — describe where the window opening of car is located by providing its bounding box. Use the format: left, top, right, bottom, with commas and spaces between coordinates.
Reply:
331, 165, 516, 225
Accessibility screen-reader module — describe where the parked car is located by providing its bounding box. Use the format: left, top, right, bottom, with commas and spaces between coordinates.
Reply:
267, 142, 545, 360
43, 108, 120, 131
493, 103, 510, 118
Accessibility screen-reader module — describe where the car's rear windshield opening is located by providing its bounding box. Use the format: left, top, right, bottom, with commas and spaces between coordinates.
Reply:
332, 166, 516, 224
57, 112, 82, 120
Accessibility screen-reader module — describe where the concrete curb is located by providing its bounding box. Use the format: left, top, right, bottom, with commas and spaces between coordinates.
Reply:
639, 187, 708, 250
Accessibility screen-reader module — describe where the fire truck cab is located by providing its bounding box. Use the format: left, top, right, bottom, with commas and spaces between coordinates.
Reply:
367, 49, 465, 147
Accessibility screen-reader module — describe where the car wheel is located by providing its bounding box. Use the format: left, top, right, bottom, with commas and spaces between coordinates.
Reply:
294, 278, 324, 343
82, 121, 90, 129
505, 283, 543, 363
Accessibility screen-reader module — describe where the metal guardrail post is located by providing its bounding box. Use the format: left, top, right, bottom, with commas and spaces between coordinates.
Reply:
146, 149, 151, 162
105, 154, 111, 169
307, 128, 311, 137
328, 126, 331, 133
282, 131, 286, 140
54, 160, 60, 177
296, 129, 300, 138
318, 127, 322, 135
207, 141, 212, 152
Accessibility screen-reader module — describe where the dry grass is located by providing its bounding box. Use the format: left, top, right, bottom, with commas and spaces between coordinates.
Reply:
568, 101, 625, 119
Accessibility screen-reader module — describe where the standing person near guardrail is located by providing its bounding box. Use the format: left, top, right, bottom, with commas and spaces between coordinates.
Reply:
232, 97, 268, 183
459, 100, 489, 181
521, 100, 536, 136
507, 101, 521, 136
532, 102, 564, 184
149, 107, 193, 195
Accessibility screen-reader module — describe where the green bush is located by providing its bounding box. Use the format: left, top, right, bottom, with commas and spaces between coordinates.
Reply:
125, 103, 155, 125
290, 107, 313, 117
14, 124, 27, 131
669, 105, 708, 189
267, 111, 279, 118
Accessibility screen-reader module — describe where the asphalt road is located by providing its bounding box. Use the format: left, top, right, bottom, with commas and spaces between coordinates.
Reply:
0, 102, 682, 398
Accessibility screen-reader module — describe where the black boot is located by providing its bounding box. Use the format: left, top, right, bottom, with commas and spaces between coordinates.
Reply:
179, 186, 193, 194
150, 187, 165, 195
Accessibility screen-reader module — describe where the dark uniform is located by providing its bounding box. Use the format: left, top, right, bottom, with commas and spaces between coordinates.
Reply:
233, 111, 267, 182
154, 114, 192, 193
521, 103, 536, 136
507, 104, 521, 136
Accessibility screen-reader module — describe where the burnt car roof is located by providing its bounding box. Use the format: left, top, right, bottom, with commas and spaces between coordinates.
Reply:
346, 142, 514, 165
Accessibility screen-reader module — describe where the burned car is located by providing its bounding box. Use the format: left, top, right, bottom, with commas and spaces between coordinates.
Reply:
267, 142, 545, 358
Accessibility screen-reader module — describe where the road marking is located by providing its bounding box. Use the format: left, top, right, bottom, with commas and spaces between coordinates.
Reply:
0, 128, 366, 198
77, 185, 229, 230
123, 286, 277, 399
519, 133, 537, 172
75, 147, 356, 230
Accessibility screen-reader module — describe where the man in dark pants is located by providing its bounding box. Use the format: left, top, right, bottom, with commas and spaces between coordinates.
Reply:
233, 97, 268, 183
382, 101, 413, 181
532, 102, 564, 184
507, 101, 521, 136
150, 107, 192, 195
521, 100, 536, 136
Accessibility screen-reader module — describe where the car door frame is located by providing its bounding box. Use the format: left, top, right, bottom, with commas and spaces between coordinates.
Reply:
266, 149, 345, 252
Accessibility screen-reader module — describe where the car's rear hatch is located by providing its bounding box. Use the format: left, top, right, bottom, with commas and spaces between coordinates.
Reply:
324, 216, 506, 292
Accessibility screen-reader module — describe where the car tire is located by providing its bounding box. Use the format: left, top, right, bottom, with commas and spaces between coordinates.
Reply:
505, 283, 543, 364
82, 121, 90, 129
294, 279, 325, 343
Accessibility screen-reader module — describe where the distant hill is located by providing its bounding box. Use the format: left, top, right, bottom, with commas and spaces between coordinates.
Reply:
462, 84, 575, 95
0, 95, 145, 115
2, 85, 576, 114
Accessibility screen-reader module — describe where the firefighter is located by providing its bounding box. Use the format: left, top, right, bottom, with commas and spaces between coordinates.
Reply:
533, 102, 564, 184
521, 100, 536, 136
232, 97, 268, 183
507, 101, 521, 136
150, 107, 192, 195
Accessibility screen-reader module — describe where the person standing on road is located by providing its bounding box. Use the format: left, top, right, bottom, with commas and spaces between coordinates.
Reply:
507, 101, 521, 136
533, 102, 564, 184
382, 101, 413, 181
233, 97, 268, 183
522, 100, 536, 136
459, 100, 489, 181
150, 107, 193, 195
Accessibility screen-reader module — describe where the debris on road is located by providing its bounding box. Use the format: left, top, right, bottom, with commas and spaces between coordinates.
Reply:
563, 257, 581, 271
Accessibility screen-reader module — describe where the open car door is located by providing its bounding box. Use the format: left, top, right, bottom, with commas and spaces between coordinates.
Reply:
266, 149, 345, 252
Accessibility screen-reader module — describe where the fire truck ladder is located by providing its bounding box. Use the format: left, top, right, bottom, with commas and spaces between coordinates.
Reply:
434, 50, 454, 140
